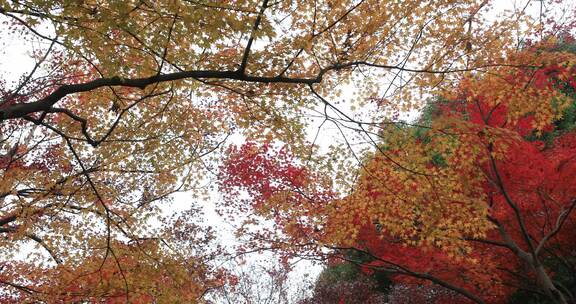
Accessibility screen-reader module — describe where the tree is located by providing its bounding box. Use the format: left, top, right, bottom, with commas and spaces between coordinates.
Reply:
0, 0, 569, 302
332, 53, 576, 301
219, 31, 576, 304
206, 257, 315, 304
297, 251, 390, 304
1, 240, 223, 303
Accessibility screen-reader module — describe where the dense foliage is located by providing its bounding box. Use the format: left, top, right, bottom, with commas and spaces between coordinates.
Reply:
0, 0, 575, 303
294, 40, 576, 303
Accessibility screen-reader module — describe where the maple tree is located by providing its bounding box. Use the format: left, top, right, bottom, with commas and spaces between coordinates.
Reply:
219, 21, 576, 304
0, 0, 573, 302
343, 38, 576, 303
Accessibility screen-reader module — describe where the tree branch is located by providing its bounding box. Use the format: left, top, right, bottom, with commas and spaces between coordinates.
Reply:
238, 0, 269, 74
535, 199, 576, 255
0, 61, 530, 121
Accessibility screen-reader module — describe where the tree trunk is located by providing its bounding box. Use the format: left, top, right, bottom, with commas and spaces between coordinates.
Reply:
534, 263, 568, 304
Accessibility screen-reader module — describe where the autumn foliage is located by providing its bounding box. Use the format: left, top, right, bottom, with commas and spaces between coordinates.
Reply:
221, 38, 576, 303
344, 45, 576, 302
1, 241, 221, 303
1, 0, 576, 303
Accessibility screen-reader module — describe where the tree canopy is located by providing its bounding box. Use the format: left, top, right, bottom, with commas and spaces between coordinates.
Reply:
0, 0, 575, 303
229, 39, 576, 303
